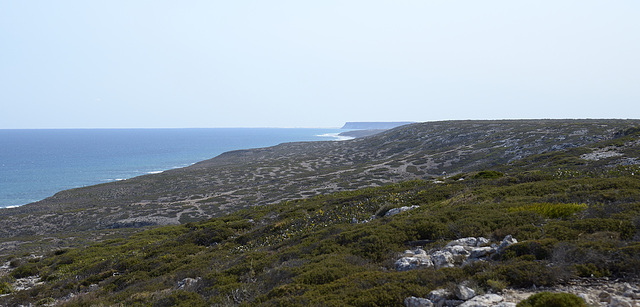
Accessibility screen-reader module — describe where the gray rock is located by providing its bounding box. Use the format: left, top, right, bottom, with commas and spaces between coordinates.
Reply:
459, 294, 504, 307
577, 293, 591, 305
622, 282, 638, 292
599, 291, 612, 303
445, 245, 471, 256
404, 296, 434, 307
475, 237, 490, 247
469, 247, 495, 259
496, 235, 517, 254
494, 303, 516, 307
177, 277, 201, 290
395, 254, 433, 271
455, 285, 476, 300
446, 237, 478, 247
428, 288, 452, 305
609, 296, 632, 307
445, 299, 465, 306
431, 250, 455, 268
386, 205, 420, 217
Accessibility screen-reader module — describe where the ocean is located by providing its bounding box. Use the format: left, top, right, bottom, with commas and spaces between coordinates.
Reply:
0, 128, 349, 208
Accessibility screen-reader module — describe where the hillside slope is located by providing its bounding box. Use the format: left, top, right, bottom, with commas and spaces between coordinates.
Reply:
1, 130, 640, 306
1, 119, 639, 242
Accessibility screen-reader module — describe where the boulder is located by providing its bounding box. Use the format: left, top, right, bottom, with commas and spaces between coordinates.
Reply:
577, 293, 592, 305
386, 205, 420, 217
444, 245, 470, 256
475, 237, 490, 247
395, 253, 433, 271
444, 299, 465, 306
431, 251, 455, 268
459, 294, 504, 307
496, 235, 517, 254
177, 277, 201, 290
469, 247, 495, 259
403, 250, 416, 257
446, 237, 478, 247
428, 288, 452, 305
610, 296, 633, 307
599, 291, 612, 303
404, 296, 434, 307
455, 285, 476, 300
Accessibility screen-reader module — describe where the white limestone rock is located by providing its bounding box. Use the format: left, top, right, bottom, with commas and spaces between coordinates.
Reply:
497, 235, 517, 254
469, 247, 495, 259
428, 288, 452, 306
446, 237, 478, 247
455, 285, 476, 300
459, 294, 504, 307
475, 237, 490, 247
404, 296, 434, 307
609, 296, 633, 307
431, 250, 455, 268
395, 253, 433, 271
444, 245, 471, 257
385, 205, 420, 217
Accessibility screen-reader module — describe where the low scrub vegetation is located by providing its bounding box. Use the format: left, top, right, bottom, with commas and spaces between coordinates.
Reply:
2, 166, 640, 306
516, 291, 586, 307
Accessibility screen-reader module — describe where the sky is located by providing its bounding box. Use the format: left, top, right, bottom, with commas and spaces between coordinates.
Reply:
1, 1, 639, 129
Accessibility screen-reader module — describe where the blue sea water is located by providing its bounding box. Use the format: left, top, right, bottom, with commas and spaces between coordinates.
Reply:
0, 128, 348, 208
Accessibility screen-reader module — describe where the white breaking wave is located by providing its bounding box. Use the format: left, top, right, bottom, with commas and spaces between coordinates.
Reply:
316, 133, 354, 141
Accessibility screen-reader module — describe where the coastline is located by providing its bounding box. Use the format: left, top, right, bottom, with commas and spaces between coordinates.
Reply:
0, 128, 349, 209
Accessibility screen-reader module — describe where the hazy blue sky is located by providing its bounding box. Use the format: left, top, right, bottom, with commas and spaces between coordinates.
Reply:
1, 1, 639, 128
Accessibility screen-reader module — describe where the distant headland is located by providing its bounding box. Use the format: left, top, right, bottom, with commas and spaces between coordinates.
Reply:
341, 122, 414, 130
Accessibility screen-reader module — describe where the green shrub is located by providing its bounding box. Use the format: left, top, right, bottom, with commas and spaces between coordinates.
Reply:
486, 279, 508, 291
473, 170, 504, 179
0, 281, 11, 294
517, 291, 586, 307
569, 219, 635, 240
508, 203, 587, 219
155, 290, 207, 307
11, 263, 40, 279
500, 239, 557, 261
574, 263, 610, 278
494, 261, 561, 288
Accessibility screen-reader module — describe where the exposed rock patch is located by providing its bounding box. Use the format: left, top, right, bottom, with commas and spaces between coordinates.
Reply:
395, 236, 516, 271
581, 147, 624, 161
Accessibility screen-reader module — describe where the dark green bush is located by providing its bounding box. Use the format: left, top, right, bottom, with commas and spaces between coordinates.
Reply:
11, 263, 40, 279
473, 170, 504, 179
500, 239, 557, 261
569, 219, 635, 240
0, 281, 11, 294
155, 290, 207, 307
517, 291, 586, 307
574, 263, 610, 278
494, 261, 563, 288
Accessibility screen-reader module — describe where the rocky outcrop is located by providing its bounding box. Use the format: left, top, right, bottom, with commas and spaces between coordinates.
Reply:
455, 285, 476, 301
395, 249, 433, 271
404, 296, 434, 307
406, 286, 516, 307
177, 277, 201, 290
385, 205, 420, 217
459, 294, 512, 307
395, 235, 517, 271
